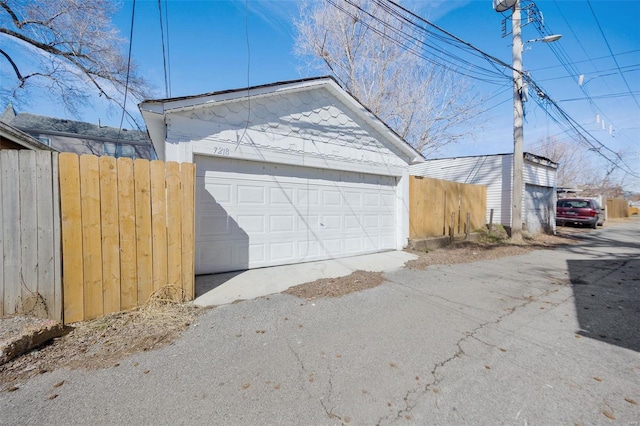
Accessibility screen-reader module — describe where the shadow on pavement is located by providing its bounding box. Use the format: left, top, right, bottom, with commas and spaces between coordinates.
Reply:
568, 255, 640, 352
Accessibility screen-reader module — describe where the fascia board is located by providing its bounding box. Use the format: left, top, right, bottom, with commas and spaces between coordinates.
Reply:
140, 109, 166, 161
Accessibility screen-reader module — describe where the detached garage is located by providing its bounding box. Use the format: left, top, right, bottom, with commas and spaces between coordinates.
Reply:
409, 152, 557, 235
140, 77, 423, 274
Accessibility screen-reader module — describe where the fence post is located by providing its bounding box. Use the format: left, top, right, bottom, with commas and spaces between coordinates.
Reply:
489, 209, 494, 233
465, 212, 471, 240
449, 212, 455, 244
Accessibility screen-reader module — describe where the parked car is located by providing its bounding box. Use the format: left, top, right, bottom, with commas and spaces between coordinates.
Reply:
556, 198, 605, 229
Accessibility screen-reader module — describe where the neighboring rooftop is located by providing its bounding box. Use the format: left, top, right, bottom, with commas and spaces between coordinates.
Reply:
1, 105, 149, 144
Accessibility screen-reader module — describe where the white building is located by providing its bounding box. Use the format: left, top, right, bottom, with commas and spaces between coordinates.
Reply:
140, 77, 423, 274
409, 152, 557, 234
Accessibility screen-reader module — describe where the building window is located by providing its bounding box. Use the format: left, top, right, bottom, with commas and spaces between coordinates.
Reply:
36, 136, 51, 146
119, 145, 135, 159
103, 142, 117, 156
103, 142, 136, 159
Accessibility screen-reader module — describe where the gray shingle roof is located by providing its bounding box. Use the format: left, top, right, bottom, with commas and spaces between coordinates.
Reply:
7, 113, 149, 144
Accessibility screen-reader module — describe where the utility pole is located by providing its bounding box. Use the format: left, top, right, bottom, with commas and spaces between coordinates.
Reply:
511, 0, 523, 241
494, 0, 561, 239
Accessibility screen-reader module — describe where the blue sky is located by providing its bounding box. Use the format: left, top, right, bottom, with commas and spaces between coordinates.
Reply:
5, 0, 639, 189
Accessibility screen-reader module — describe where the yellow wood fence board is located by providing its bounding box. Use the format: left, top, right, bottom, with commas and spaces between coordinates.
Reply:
79, 155, 103, 320
180, 163, 195, 300
99, 156, 121, 314
165, 162, 182, 289
59, 153, 84, 323
409, 176, 487, 239
134, 159, 153, 303
117, 158, 137, 309
149, 161, 168, 293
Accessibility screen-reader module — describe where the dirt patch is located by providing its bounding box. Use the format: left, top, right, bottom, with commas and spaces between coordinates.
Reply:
284, 270, 385, 300
284, 228, 582, 300
405, 228, 579, 270
284, 229, 581, 298
1, 290, 202, 388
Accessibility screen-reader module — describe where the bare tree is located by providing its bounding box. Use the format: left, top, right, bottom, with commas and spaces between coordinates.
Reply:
294, 0, 481, 155
531, 136, 629, 198
0, 0, 151, 126
530, 136, 592, 188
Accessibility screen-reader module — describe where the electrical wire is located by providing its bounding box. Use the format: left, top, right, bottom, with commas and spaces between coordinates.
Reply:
532, 1, 637, 155
586, 0, 640, 109
158, 0, 169, 98
322, 0, 637, 178
235, 0, 251, 150
117, 0, 136, 140
527, 49, 640, 72
324, 0, 512, 84
164, 0, 172, 97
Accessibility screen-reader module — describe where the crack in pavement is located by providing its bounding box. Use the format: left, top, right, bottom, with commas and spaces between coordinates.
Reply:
286, 338, 344, 423
376, 286, 560, 425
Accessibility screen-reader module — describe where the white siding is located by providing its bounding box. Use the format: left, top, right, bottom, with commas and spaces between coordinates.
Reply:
165, 88, 409, 176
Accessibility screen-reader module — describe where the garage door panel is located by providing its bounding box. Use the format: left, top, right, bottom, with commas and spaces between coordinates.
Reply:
524, 184, 553, 234
381, 194, 395, 207
269, 241, 295, 261
298, 241, 319, 257
298, 215, 320, 231
322, 215, 341, 230
364, 193, 379, 207
363, 215, 379, 228
195, 156, 397, 274
345, 237, 362, 252
345, 215, 361, 229
238, 185, 265, 204
271, 187, 294, 204
269, 215, 295, 232
248, 244, 265, 262
297, 189, 319, 205
321, 238, 343, 255
381, 214, 395, 228
198, 212, 233, 238
236, 215, 265, 233
345, 191, 362, 206
380, 234, 396, 247
323, 190, 342, 206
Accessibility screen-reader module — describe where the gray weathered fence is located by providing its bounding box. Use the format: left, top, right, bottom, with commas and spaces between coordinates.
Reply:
0, 150, 62, 320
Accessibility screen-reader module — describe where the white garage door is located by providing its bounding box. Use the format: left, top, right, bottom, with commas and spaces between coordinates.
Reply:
195, 156, 398, 274
524, 184, 554, 234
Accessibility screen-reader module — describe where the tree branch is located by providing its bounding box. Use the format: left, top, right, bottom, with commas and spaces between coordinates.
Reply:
0, 47, 24, 85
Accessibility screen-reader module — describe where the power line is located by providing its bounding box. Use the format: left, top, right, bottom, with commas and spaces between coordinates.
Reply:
325, 0, 511, 84
327, 0, 635, 176
158, 0, 170, 98
557, 91, 640, 103
531, 1, 637, 151
586, 0, 640, 109
117, 0, 136, 140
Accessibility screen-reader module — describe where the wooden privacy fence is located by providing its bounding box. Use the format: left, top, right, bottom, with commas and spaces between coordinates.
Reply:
0, 151, 62, 320
409, 176, 487, 239
605, 198, 629, 219
59, 153, 195, 323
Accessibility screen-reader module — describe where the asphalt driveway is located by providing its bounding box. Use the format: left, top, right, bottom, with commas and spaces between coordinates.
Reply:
2, 220, 639, 425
